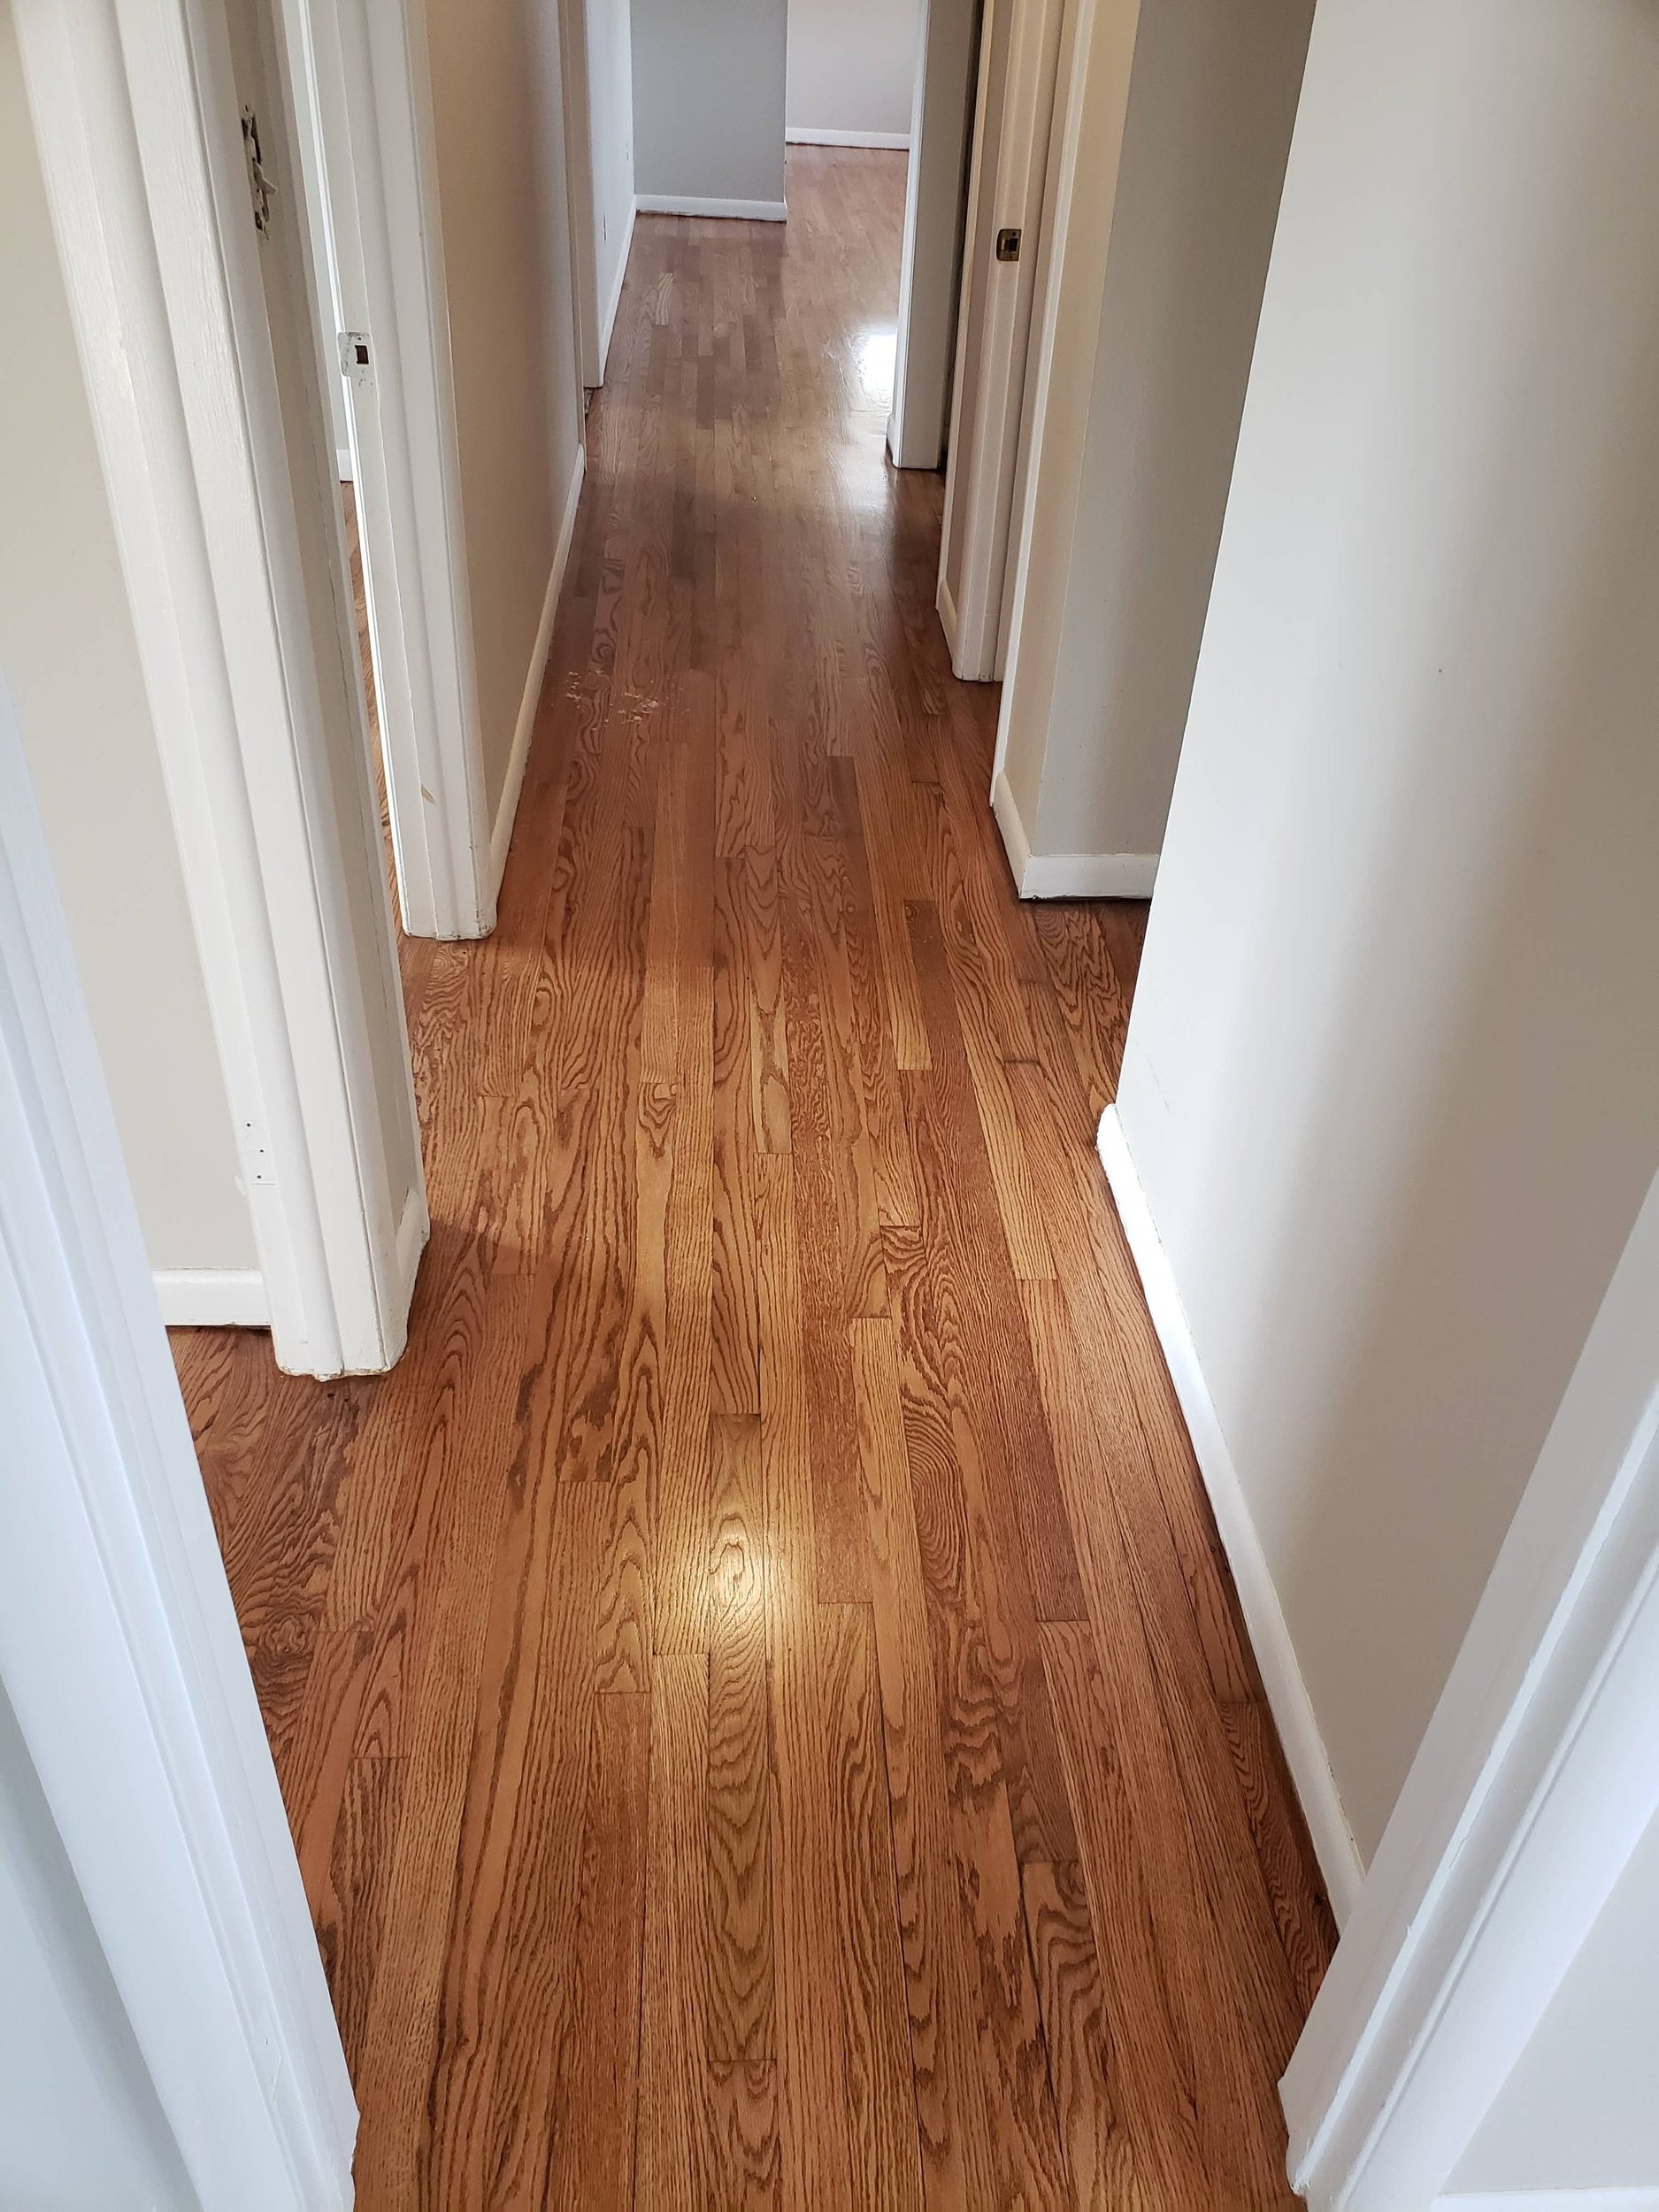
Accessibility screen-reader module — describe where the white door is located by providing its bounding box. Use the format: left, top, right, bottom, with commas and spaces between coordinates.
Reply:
936, 0, 1065, 680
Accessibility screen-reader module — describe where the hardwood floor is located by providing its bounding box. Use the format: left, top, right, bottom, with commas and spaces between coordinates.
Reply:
173, 147, 1333, 2208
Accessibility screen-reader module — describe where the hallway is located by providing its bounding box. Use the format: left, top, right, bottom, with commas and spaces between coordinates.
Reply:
173, 148, 1332, 2208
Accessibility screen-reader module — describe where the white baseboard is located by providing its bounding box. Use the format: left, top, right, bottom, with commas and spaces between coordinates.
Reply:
1437, 2196, 1659, 2211
1023, 849, 1159, 897
786, 127, 910, 150
936, 571, 960, 659
634, 193, 787, 223
489, 445, 586, 899
153, 1269, 269, 1328
1096, 1103, 1366, 1926
991, 769, 1160, 899
392, 1182, 428, 1316
335, 444, 354, 484
597, 198, 637, 381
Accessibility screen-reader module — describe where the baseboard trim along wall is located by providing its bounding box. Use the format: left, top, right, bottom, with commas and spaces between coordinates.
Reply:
598, 200, 638, 381
936, 571, 960, 660
1097, 1103, 1367, 1926
335, 444, 354, 484
489, 446, 588, 899
634, 194, 787, 223
991, 769, 1161, 900
786, 127, 911, 150
152, 1269, 270, 1328
391, 1182, 429, 1318
1436, 2195, 1659, 2211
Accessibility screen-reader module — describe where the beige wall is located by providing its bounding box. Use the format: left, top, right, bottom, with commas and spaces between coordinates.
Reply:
1116, 0, 1659, 1862
426, 0, 587, 817
0, 3, 256, 1275
998, 0, 1311, 871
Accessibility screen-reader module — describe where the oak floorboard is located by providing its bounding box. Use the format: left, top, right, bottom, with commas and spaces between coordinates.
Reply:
169, 144, 1331, 2210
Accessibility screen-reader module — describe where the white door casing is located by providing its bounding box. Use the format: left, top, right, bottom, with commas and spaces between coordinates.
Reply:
276, 0, 494, 941
937, 0, 1065, 680
0, 680, 354, 2208
15, 0, 428, 1376
1286, 1172, 1659, 2209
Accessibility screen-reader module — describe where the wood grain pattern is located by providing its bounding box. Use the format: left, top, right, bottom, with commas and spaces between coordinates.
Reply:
169, 146, 1333, 2208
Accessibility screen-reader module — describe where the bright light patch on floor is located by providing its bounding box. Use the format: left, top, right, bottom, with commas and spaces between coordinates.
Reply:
855, 326, 897, 407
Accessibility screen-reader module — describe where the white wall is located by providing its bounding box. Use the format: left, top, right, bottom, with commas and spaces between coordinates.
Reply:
0, 2, 257, 1279
631, 0, 786, 211
787, 0, 921, 142
995, 0, 1312, 884
1114, 0, 1659, 1866
0, 1689, 188, 2209
425, 0, 588, 816
1451, 1805, 1659, 2197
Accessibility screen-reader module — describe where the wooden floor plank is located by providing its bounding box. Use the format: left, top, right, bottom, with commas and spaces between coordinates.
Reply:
546, 1692, 652, 2212
168, 145, 1332, 2211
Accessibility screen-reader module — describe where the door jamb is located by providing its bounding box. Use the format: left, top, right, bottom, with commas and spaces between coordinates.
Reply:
1284, 1172, 1659, 2209
16, 0, 428, 1376
937, 0, 1065, 681
558, 0, 603, 391
278, 0, 495, 940
0, 686, 354, 2208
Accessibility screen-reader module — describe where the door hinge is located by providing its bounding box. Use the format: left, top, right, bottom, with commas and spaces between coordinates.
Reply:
995, 226, 1022, 264
241, 105, 276, 234
339, 330, 373, 385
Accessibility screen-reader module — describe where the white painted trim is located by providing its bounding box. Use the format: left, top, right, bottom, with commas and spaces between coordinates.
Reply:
1284, 1170, 1659, 2211
992, 770, 1161, 899
1097, 1103, 1366, 1923
939, 0, 1066, 680
992, 765, 1034, 884
786, 127, 911, 149
489, 446, 587, 898
1438, 2196, 1659, 2211
1023, 849, 1159, 898
558, 0, 603, 388
391, 1179, 428, 1315
0, 685, 353, 2206
598, 197, 638, 378
634, 193, 788, 222
937, 570, 961, 658
17, 0, 426, 1377
283, 0, 493, 941
335, 442, 355, 483
890, 0, 985, 469
153, 1270, 271, 1329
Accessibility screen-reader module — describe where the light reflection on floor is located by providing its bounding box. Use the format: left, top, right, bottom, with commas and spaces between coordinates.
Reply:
854, 326, 897, 410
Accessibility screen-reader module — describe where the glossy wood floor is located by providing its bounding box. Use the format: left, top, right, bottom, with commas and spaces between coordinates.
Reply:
173, 149, 1333, 2208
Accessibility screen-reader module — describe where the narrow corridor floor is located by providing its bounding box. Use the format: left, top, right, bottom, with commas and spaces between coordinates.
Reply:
173, 147, 1333, 2209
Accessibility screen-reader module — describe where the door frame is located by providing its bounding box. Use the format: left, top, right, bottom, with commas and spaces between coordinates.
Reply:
558, 0, 603, 390
0, 685, 353, 2207
1284, 1171, 1659, 2210
276, 0, 495, 941
15, 0, 428, 1377
890, 0, 983, 471
989, 0, 1142, 800
936, 0, 1065, 680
